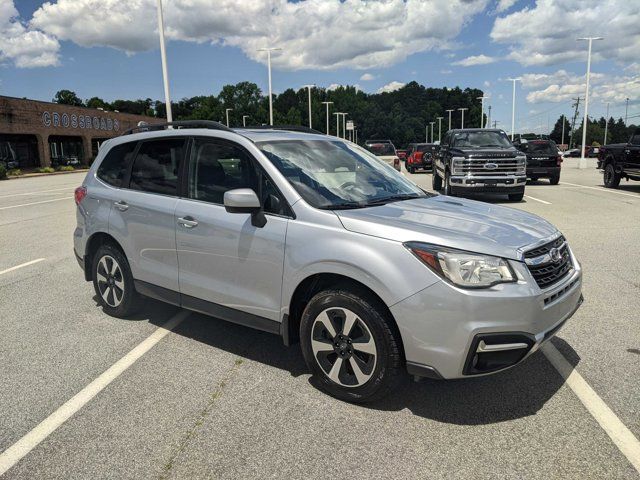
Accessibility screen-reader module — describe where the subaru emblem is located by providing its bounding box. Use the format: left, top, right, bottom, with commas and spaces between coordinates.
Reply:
549, 247, 562, 263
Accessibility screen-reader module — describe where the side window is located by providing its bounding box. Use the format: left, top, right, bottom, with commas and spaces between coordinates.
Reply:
96, 141, 137, 187
261, 174, 287, 216
188, 139, 258, 204
129, 138, 184, 195
631, 133, 640, 145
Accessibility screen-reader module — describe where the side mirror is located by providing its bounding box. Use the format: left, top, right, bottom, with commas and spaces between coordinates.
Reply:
224, 188, 261, 214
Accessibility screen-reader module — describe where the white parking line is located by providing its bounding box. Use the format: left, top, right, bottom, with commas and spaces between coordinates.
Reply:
0, 197, 72, 210
524, 195, 551, 205
560, 181, 640, 199
0, 258, 46, 276
543, 343, 640, 474
0, 309, 190, 476
0, 187, 75, 199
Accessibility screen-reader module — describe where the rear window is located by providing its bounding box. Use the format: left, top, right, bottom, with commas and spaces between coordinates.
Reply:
365, 143, 395, 156
522, 141, 558, 155
96, 141, 137, 187
129, 138, 185, 196
417, 145, 434, 153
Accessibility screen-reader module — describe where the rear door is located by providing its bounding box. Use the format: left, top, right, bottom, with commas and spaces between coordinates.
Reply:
108, 137, 186, 293
625, 132, 640, 175
175, 137, 289, 322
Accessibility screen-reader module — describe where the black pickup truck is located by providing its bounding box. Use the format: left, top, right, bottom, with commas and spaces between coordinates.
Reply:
598, 129, 640, 188
432, 128, 527, 201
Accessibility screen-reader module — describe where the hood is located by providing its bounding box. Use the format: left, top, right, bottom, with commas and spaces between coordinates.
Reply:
335, 195, 559, 260
450, 147, 520, 158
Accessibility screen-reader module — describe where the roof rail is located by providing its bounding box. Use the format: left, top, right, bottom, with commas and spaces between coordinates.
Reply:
122, 120, 233, 136
237, 125, 325, 135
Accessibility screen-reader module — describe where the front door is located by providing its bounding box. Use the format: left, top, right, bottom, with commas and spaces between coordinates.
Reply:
175, 137, 289, 322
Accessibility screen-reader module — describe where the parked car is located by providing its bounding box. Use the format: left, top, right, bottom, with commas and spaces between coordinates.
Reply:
598, 129, 640, 188
74, 121, 583, 402
406, 143, 435, 174
433, 129, 527, 201
396, 149, 407, 161
513, 138, 563, 185
363, 140, 401, 171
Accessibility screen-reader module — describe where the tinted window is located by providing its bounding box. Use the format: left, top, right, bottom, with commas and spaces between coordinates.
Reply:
188, 139, 257, 205
129, 139, 184, 195
452, 131, 512, 148
365, 143, 396, 156
522, 141, 558, 155
417, 145, 434, 153
631, 134, 640, 145
97, 141, 137, 187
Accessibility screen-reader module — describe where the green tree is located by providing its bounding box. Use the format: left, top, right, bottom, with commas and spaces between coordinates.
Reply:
549, 116, 571, 145
86, 97, 109, 110
53, 90, 83, 107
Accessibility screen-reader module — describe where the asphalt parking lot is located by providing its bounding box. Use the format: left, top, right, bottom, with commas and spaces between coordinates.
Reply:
1, 166, 639, 479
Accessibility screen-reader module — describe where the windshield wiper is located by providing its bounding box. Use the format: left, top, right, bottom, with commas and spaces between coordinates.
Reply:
364, 193, 424, 206
322, 201, 367, 210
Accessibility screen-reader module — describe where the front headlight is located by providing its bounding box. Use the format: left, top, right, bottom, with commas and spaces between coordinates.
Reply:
405, 242, 516, 288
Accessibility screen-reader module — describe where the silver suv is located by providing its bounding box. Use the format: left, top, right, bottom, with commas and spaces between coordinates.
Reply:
74, 121, 583, 402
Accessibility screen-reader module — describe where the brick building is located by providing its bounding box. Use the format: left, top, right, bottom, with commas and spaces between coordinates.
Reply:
0, 96, 162, 169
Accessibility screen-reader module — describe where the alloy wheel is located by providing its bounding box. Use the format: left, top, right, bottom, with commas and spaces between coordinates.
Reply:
310, 308, 377, 387
96, 255, 125, 307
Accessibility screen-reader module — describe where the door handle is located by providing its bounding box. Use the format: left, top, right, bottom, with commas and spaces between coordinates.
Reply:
178, 216, 198, 228
114, 200, 129, 212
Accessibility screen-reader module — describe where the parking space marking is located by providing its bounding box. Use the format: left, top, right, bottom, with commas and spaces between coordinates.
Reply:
0, 258, 46, 276
0, 309, 191, 477
543, 343, 640, 474
560, 181, 640, 199
524, 195, 551, 205
0, 197, 72, 210
0, 187, 75, 199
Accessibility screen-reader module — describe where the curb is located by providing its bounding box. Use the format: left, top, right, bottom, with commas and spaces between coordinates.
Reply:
4, 169, 89, 180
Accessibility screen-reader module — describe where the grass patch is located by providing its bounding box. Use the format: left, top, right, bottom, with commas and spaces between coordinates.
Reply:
7, 168, 22, 176
36, 167, 55, 174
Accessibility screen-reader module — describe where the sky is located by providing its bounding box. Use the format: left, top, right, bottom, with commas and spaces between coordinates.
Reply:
1, 0, 639, 134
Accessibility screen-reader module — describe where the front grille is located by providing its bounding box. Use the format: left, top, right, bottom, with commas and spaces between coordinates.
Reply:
452, 157, 526, 176
524, 236, 573, 289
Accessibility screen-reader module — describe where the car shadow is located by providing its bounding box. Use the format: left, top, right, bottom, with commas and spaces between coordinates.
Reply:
139, 301, 580, 425
599, 183, 640, 194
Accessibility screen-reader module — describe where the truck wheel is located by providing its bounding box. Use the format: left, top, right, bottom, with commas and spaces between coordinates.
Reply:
549, 174, 560, 185
509, 191, 525, 202
443, 170, 454, 196
300, 288, 402, 403
432, 171, 442, 191
603, 163, 621, 188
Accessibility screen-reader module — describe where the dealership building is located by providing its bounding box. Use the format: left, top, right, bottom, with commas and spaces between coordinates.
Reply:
0, 96, 161, 169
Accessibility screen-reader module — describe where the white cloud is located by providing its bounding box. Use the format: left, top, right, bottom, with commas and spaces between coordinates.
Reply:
483, 80, 491, 87
30, 0, 490, 70
453, 54, 498, 67
359, 73, 375, 81
377, 81, 405, 93
491, 0, 640, 67
440, 69, 453, 74
495, 0, 518, 13
0, 1, 59, 68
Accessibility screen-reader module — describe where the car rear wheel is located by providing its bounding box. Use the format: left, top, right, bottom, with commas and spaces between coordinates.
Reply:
432, 171, 442, 191
92, 243, 141, 318
300, 289, 401, 403
603, 163, 621, 188
549, 174, 560, 185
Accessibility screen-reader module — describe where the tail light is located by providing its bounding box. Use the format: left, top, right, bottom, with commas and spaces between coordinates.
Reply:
556, 156, 563, 166
74, 186, 87, 205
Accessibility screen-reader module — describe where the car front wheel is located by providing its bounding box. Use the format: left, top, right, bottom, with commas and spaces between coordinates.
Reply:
432, 171, 442, 190
300, 288, 401, 403
603, 163, 621, 188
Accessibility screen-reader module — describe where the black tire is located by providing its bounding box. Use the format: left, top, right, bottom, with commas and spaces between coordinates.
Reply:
549, 174, 560, 185
443, 169, 454, 196
509, 191, 525, 202
603, 163, 621, 188
300, 288, 402, 403
92, 243, 141, 318
529, 176, 539, 182
408, 166, 415, 174
432, 171, 442, 191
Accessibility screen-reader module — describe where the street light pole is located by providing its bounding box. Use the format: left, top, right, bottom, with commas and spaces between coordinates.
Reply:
577, 37, 603, 168
625, 97, 629, 125
458, 108, 468, 129
321, 101, 333, 135
603, 102, 609, 145
156, 0, 172, 122
430, 122, 435, 143
477, 96, 488, 128
342, 113, 348, 139
302, 85, 315, 128
334, 112, 342, 138
487, 105, 492, 129
242, 115, 249, 127
258, 47, 282, 126
507, 78, 521, 140
437, 116, 443, 142
446, 109, 454, 131
225, 108, 233, 127
561, 114, 565, 146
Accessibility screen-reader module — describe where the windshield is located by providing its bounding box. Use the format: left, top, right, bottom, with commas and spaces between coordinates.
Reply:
258, 139, 427, 209
521, 141, 558, 155
452, 131, 512, 148
365, 143, 396, 156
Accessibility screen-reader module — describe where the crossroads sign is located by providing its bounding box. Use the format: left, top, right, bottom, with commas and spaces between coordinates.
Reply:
42, 111, 120, 132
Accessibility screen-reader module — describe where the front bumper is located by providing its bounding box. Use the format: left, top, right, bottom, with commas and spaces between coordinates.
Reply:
392, 252, 583, 379
450, 175, 527, 191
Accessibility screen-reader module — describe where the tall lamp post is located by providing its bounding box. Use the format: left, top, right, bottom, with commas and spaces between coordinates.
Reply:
156, 0, 172, 122
334, 112, 343, 138
603, 102, 609, 145
225, 108, 233, 127
242, 115, 250, 127
322, 101, 333, 135
577, 37, 603, 168
446, 109, 454, 131
302, 84, 315, 128
561, 114, 566, 146
458, 108, 468, 129
437, 116, 443, 142
258, 47, 282, 126
341, 113, 348, 139
477, 95, 488, 128
507, 78, 521, 140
